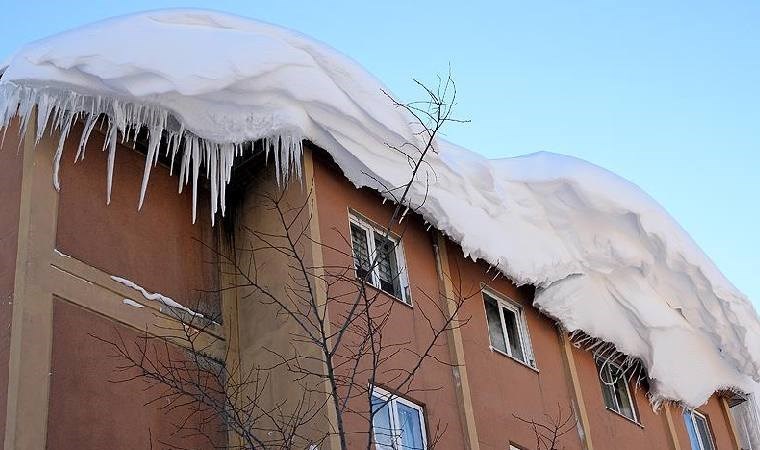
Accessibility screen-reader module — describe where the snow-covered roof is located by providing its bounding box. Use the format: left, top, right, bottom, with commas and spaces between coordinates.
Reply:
1, 9, 758, 408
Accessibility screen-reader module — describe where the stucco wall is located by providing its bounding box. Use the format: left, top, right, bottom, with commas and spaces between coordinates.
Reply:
672, 394, 736, 450
312, 148, 469, 450
47, 297, 225, 449
572, 344, 674, 449
0, 119, 24, 446
445, 244, 584, 450
56, 123, 219, 318
230, 152, 339, 448
310, 146, 741, 450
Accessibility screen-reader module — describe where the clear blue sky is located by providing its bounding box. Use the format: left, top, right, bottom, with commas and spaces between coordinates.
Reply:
2, 1, 758, 308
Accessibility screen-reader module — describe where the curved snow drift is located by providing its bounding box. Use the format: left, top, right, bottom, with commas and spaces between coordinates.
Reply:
1, 9, 758, 407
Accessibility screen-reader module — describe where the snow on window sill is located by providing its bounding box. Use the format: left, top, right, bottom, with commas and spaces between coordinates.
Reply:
605, 407, 644, 429
489, 346, 539, 373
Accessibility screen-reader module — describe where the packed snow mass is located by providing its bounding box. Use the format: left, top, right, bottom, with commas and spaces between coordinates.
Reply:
1, 9, 758, 408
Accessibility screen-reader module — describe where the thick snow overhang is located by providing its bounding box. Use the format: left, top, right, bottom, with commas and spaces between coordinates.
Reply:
1, 9, 758, 408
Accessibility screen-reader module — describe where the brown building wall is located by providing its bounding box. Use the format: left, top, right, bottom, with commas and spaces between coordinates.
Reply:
1, 123, 744, 450
56, 124, 219, 317
230, 157, 339, 448
311, 149, 468, 449
571, 344, 674, 449
0, 119, 24, 445
671, 395, 736, 450
445, 244, 583, 450
310, 147, 742, 450
47, 296, 225, 449
22, 123, 223, 449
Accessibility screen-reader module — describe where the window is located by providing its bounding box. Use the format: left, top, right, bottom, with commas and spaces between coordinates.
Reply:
729, 395, 760, 450
349, 213, 410, 304
596, 359, 637, 422
371, 386, 427, 450
684, 409, 715, 450
483, 290, 535, 367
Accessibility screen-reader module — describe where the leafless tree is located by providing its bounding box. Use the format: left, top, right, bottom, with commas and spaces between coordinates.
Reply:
95, 73, 492, 450
512, 404, 577, 450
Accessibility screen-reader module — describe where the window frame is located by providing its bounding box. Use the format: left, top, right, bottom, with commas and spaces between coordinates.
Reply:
348, 212, 411, 305
481, 288, 536, 368
371, 386, 428, 450
595, 358, 638, 423
684, 409, 716, 450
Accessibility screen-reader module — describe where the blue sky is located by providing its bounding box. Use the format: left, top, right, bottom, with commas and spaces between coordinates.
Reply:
2, 1, 758, 308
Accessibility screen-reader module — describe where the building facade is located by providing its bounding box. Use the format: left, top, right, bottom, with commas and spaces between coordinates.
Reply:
0, 115, 754, 450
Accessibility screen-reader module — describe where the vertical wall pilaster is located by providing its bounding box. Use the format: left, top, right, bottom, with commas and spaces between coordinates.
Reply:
434, 233, 480, 450
663, 404, 683, 450
719, 396, 741, 450
558, 329, 594, 450
5, 114, 59, 449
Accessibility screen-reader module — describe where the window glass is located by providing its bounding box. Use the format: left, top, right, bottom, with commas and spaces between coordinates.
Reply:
372, 394, 395, 450
374, 232, 401, 298
397, 402, 425, 450
684, 409, 715, 450
613, 374, 635, 420
349, 214, 410, 304
684, 410, 701, 450
371, 388, 426, 450
351, 223, 371, 280
599, 365, 618, 411
596, 360, 637, 422
502, 308, 525, 362
484, 296, 507, 353
694, 414, 715, 450
483, 292, 534, 367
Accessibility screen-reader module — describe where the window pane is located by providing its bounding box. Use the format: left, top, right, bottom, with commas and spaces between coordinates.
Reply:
484, 296, 507, 353
371, 394, 395, 450
374, 232, 401, 297
694, 414, 715, 450
502, 307, 525, 362
351, 224, 371, 280
684, 411, 703, 450
599, 365, 619, 411
397, 402, 425, 450
613, 374, 635, 420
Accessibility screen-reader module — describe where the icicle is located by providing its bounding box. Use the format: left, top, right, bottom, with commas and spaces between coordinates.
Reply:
178, 137, 192, 194
75, 114, 97, 163
209, 143, 218, 225
35, 94, 53, 145
52, 111, 74, 191
168, 133, 178, 175
0, 83, 313, 225
138, 127, 162, 210
399, 206, 409, 224
191, 138, 201, 223
106, 125, 117, 204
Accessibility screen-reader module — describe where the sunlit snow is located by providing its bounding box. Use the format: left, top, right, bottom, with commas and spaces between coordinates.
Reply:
0, 9, 758, 409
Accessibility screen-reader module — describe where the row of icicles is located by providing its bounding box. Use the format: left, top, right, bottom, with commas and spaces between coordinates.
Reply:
0, 83, 304, 224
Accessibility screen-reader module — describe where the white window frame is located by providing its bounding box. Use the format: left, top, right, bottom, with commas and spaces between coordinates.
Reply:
482, 288, 536, 368
684, 409, 715, 450
371, 386, 428, 450
596, 358, 638, 423
349, 213, 411, 304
